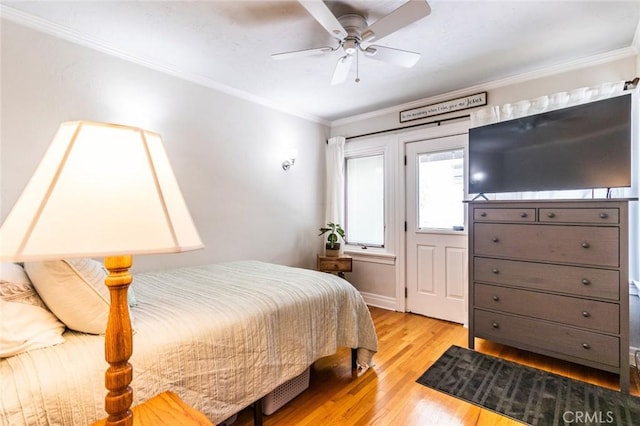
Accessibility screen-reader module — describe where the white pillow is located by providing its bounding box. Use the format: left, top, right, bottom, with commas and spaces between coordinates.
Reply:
0, 300, 66, 357
0, 263, 66, 358
0, 262, 48, 309
25, 259, 135, 335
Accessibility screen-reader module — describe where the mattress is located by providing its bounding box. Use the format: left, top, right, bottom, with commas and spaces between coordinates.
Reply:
0, 260, 378, 425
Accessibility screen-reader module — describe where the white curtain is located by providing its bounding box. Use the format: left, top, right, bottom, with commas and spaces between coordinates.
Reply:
469, 79, 627, 128
325, 136, 345, 225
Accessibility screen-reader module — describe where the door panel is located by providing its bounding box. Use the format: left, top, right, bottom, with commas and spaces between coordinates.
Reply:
416, 245, 436, 294
406, 134, 468, 323
445, 246, 467, 299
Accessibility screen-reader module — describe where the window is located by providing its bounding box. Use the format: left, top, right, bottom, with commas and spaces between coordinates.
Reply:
417, 149, 464, 230
342, 134, 396, 256
345, 154, 384, 247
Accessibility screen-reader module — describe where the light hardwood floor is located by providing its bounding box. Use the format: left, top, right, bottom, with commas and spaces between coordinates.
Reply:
234, 306, 640, 425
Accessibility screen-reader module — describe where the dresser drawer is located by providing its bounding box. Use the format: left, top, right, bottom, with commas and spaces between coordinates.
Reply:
317, 256, 352, 273
473, 257, 620, 300
474, 223, 619, 267
539, 208, 619, 224
474, 208, 536, 222
474, 283, 619, 333
474, 309, 619, 367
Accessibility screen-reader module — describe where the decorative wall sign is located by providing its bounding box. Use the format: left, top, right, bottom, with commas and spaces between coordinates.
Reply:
400, 92, 488, 123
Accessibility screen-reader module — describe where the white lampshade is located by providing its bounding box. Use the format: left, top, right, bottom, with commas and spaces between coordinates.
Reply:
0, 121, 203, 261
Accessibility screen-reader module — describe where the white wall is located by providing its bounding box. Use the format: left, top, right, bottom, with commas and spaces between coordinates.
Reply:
332, 56, 639, 310
1, 20, 328, 272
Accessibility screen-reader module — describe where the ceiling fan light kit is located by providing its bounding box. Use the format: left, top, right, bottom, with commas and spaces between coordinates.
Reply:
342, 39, 358, 55
272, 0, 431, 85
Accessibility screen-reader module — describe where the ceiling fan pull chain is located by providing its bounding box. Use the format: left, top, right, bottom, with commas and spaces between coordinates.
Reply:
355, 49, 360, 83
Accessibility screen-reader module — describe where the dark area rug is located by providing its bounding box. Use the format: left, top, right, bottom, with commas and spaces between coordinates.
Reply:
416, 345, 640, 425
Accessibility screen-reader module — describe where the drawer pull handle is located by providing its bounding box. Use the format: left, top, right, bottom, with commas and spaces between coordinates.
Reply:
547, 212, 556, 218
492, 322, 499, 329
581, 242, 590, 249
520, 212, 528, 218
480, 212, 487, 217
492, 268, 500, 274
599, 212, 608, 219
492, 237, 500, 243
582, 343, 590, 350
492, 295, 500, 302
582, 311, 590, 318
582, 278, 590, 285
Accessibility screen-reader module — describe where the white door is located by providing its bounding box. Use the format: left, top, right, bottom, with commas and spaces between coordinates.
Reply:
405, 134, 468, 323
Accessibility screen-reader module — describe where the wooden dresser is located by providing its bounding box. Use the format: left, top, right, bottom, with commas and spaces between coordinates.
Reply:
467, 199, 631, 392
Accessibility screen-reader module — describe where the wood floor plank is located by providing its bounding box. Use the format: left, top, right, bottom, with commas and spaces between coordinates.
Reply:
233, 307, 640, 425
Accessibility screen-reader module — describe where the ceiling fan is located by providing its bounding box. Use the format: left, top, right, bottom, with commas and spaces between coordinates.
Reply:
272, 0, 432, 85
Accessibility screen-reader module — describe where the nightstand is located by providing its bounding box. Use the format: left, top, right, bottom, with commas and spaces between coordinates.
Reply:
93, 391, 212, 425
317, 254, 352, 277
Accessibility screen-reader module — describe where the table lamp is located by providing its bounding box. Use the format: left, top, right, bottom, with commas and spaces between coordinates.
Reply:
0, 121, 204, 425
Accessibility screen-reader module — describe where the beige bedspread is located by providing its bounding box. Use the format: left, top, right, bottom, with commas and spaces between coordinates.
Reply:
0, 261, 378, 425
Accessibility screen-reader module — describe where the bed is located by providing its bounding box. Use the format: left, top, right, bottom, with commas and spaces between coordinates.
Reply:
0, 260, 378, 425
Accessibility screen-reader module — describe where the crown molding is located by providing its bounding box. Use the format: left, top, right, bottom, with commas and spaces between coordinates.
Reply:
633, 19, 640, 54
0, 5, 329, 126
332, 46, 638, 127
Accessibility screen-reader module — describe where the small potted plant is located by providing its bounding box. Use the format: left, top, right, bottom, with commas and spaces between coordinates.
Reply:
318, 223, 345, 257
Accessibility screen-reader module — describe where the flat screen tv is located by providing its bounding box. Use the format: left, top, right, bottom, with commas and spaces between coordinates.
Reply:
468, 93, 632, 195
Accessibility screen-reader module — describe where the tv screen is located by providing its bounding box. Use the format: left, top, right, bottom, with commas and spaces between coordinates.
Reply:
468, 93, 632, 195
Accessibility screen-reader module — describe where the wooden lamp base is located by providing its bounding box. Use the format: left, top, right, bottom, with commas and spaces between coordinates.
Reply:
103, 255, 134, 426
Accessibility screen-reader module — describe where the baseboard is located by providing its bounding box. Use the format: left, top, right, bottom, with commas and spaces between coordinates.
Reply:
360, 291, 397, 311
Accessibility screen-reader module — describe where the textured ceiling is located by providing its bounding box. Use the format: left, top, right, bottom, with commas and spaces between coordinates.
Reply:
2, 1, 640, 123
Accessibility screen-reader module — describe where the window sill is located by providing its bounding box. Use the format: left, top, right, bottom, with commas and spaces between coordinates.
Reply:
343, 247, 396, 265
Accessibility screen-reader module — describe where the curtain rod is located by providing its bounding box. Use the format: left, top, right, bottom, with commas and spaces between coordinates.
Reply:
327, 114, 470, 143
327, 76, 640, 144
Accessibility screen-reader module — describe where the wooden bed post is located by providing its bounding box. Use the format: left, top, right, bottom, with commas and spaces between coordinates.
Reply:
103, 255, 134, 426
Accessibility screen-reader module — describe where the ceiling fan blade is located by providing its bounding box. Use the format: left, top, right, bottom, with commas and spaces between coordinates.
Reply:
299, 0, 348, 39
363, 45, 420, 68
331, 55, 353, 85
272, 46, 334, 60
361, 0, 431, 43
